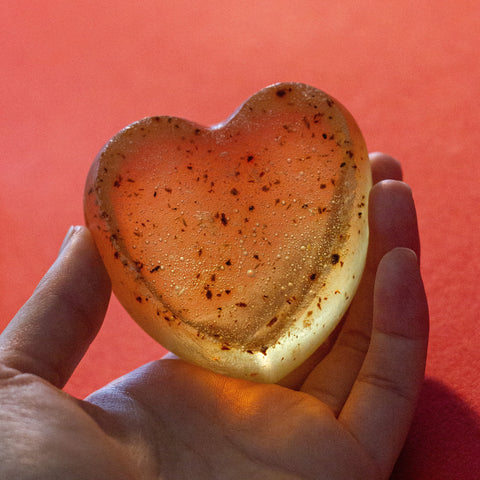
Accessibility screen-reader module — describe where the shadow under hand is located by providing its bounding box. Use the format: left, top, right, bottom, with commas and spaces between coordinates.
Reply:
391, 377, 480, 480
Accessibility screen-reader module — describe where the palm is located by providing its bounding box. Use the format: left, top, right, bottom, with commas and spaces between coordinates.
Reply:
89, 360, 377, 479
0, 153, 428, 480
2, 360, 366, 479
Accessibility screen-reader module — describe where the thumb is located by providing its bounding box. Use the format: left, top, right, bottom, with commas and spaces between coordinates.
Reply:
0, 226, 111, 388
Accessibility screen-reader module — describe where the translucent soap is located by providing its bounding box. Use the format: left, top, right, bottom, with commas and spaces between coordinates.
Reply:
84, 83, 372, 383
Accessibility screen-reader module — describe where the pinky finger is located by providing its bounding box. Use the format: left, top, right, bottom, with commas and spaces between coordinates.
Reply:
339, 248, 429, 478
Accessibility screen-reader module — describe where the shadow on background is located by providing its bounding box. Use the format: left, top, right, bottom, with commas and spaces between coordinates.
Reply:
391, 377, 480, 480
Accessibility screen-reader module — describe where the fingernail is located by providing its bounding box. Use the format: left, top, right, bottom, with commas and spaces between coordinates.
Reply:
406, 247, 417, 259
396, 247, 418, 264
59, 226, 79, 255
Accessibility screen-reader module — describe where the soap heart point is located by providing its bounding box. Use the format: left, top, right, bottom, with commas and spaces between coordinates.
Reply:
84, 82, 371, 383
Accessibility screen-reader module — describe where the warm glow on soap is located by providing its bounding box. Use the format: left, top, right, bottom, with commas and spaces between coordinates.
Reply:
84, 83, 371, 382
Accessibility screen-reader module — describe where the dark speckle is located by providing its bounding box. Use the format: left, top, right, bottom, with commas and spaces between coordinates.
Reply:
267, 317, 278, 327
331, 253, 340, 265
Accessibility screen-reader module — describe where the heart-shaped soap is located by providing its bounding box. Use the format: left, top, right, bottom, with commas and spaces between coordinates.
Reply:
84, 83, 371, 383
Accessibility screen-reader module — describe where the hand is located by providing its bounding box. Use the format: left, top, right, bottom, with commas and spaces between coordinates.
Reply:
0, 153, 428, 480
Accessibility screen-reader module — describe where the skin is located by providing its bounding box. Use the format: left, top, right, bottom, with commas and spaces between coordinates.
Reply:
0, 153, 428, 479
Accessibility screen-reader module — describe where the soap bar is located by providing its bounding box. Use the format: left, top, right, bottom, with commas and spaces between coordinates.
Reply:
84, 83, 371, 383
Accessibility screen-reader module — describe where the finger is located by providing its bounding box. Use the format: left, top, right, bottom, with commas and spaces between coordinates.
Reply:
279, 152, 405, 390
0, 226, 111, 388
301, 180, 420, 411
276, 321, 341, 389
339, 248, 429, 478
369, 152, 403, 184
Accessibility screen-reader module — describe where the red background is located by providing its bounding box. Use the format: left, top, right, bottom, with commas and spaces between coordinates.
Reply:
1, 1, 479, 478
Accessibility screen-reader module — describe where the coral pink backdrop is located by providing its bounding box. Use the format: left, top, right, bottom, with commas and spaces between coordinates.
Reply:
1, 2, 479, 478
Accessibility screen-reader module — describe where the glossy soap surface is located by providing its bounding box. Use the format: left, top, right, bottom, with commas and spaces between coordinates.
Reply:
84, 83, 371, 382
